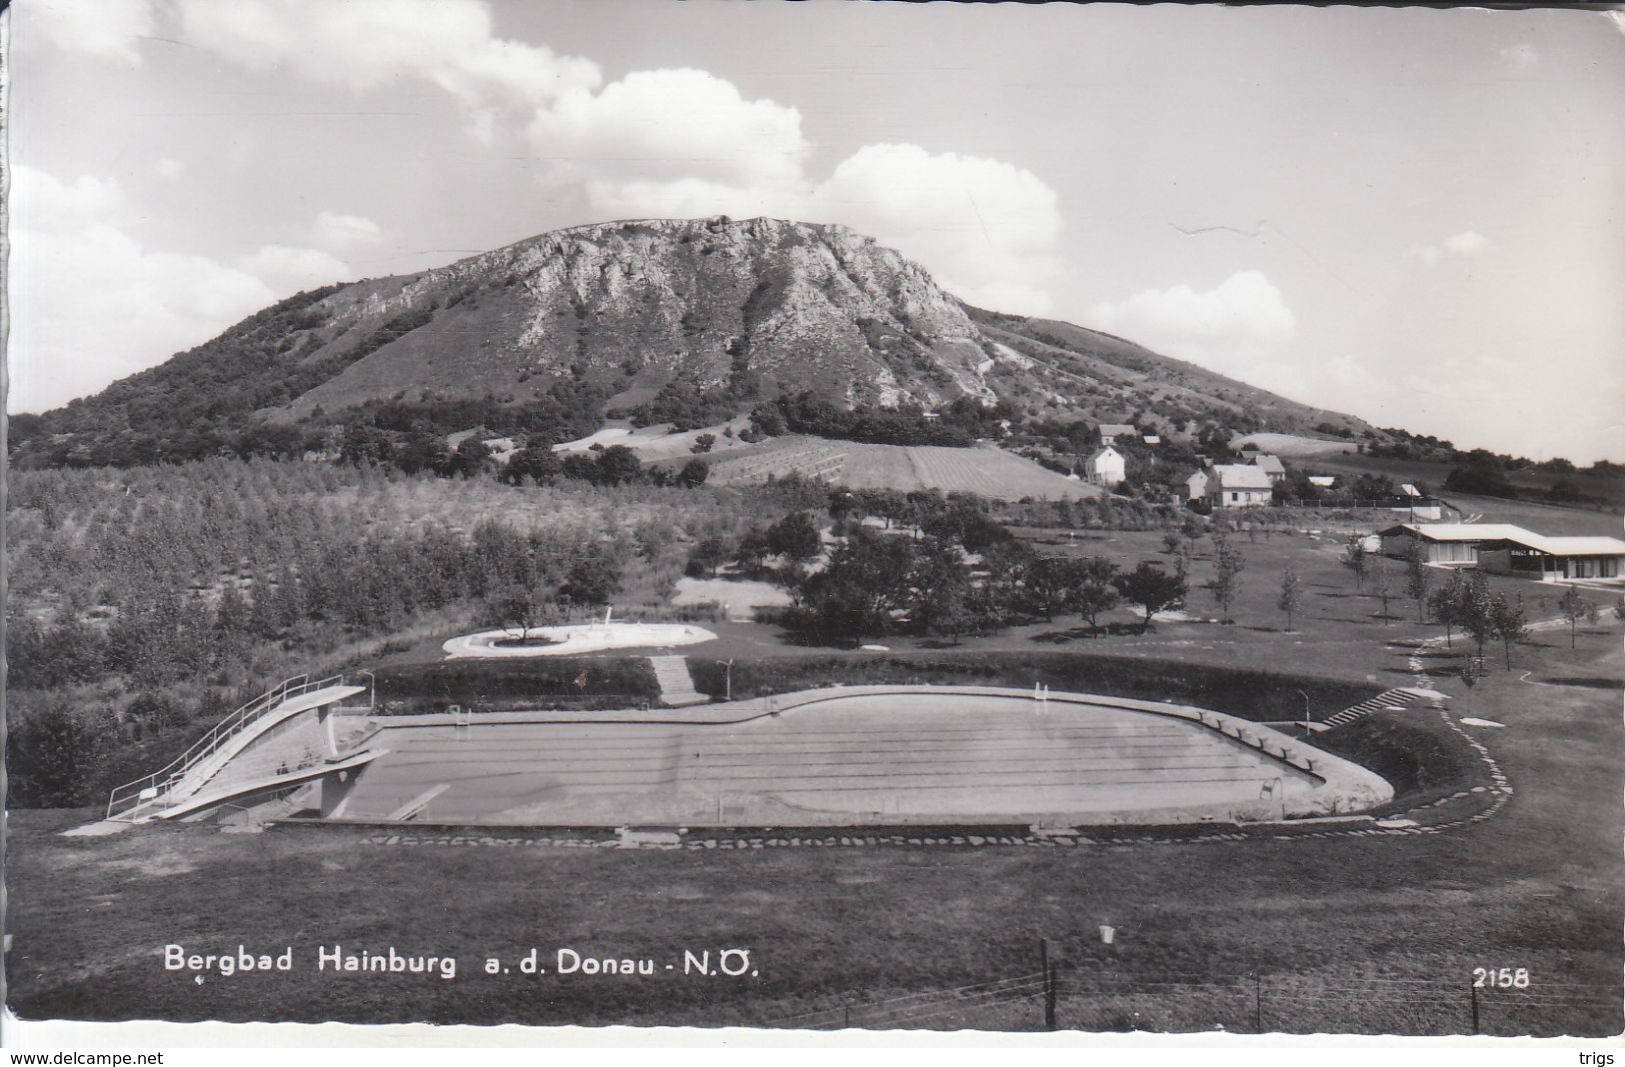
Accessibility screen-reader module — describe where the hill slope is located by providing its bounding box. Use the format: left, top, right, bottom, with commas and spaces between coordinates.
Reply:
10, 216, 1376, 468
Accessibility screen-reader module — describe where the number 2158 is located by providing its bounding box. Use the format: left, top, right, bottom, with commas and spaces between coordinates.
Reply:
1473, 967, 1530, 989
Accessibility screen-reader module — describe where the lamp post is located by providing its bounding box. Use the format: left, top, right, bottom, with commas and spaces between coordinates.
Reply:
353, 669, 376, 711
1296, 688, 1311, 740
717, 659, 734, 702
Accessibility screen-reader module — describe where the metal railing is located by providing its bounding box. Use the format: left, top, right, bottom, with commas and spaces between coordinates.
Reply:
106, 673, 350, 820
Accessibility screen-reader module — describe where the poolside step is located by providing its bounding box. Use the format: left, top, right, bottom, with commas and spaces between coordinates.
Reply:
649, 656, 709, 707
1320, 688, 1434, 729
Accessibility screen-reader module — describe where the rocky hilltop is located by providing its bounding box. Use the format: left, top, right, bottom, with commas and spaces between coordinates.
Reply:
288, 216, 998, 415
12, 216, 1373, 467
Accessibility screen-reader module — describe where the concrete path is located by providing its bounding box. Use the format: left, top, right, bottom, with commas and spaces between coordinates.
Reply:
649, 655, 709, 707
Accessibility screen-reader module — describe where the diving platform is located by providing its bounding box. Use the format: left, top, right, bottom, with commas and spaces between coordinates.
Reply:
104, 673, 373, 825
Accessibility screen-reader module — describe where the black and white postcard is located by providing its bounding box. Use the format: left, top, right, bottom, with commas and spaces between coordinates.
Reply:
4, 0, 1623, 1051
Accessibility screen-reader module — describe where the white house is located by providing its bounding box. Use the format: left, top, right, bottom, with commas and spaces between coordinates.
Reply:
1097, 423, 1136, 445
1204, 464, 1274, 508
1307, 475, 1337, 490
1187, 470, 1210, 501
1086, 445, 1126, 487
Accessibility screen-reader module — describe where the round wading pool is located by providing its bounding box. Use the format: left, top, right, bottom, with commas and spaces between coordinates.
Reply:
441, 622, 716, 658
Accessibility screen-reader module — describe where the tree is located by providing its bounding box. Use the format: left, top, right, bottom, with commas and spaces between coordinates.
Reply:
490, 582, 551, 643
1403, 540, 1431, 622
793, 527, 919, 641
1278, 566, 1303, 631
1161, 530, 1183, 555
690, 432, 717, 455
397, 430, 446, 475
1022, 556, 1077, 621
1210, 509, 1234, 554
593, 445, 643, 486
1490, 593, 1529, 670
6, 699, 105, 807
1072, 557, 1120, 636
440, 436, 493, 478
1444, 461, 1517, 499
910, 539, 973, 642
1459, 571, 1498, 659
1350, 472, 1400, 502
339, 422, 396, 467
503, 439, 563, 485
1208, 540, 1244, 624
1372, 571, 1393, 627
560, 544, 625, 605
675, 458, 709, 488
766, 512, 822, 563
1428, 569, 1469, 648
733, 527, 772, 572
1342, 537, 1368, 591
1557, 586, 1588, 649
686, 536, 732, 578
1112, 563, 1187, 634
1458, 655, 1484, 717
977, 541, 1032, 624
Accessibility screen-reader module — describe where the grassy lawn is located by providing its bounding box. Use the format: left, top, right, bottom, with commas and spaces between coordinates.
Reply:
11, 520, 1620, 1035
7, 599, 1620, 1036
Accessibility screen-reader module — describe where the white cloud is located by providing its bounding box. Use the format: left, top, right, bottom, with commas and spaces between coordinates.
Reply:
172, 0, 601, 135
530, 68, 810, 206
1409, 230, 1490, 266
312, 211, 384, 251
1088, 271, 1296, 354
807, 144, 1063, 315
155, 158, 186, 181
524, 68, 1063, 314
27, 0, 155, 65
9, 166, 278, 413
15, 10, 1073, 408
575, 176, 796, 223
236, 245, 352, 293
520, 67, 1066, 312
12, 169, 125, 232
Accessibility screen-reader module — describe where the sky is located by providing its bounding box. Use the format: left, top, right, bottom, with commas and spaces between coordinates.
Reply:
6, 0, 1625, 462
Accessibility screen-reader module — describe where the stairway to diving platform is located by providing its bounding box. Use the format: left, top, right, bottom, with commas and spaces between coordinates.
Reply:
105, 673, 371, 824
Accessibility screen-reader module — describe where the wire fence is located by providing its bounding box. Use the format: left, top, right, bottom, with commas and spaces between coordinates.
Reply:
772, 957, 1621, 1035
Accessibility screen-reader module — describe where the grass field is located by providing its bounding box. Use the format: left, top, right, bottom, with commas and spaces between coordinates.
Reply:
8, 521, 1622, 1035
705, 435, 1102, 501
1312, 453, 1625, 514
8, 617, 1619, 1033
1231, 433, 1357, 458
